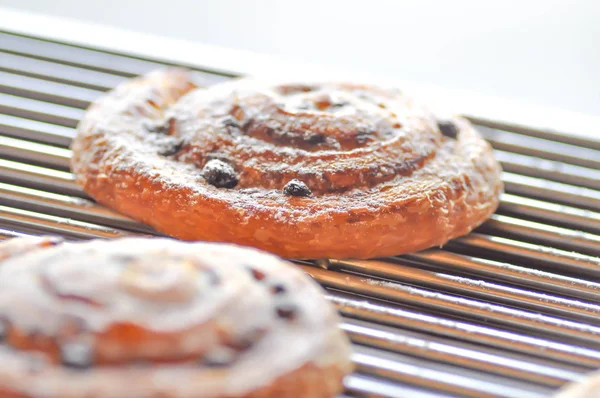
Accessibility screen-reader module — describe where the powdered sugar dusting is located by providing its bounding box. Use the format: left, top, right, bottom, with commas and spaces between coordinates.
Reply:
70, 69, 503, 258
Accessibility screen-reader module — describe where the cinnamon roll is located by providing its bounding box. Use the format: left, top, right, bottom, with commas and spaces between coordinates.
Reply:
0, 235, 63, 262
71, 69, 503, 259
0, 237, 352, 398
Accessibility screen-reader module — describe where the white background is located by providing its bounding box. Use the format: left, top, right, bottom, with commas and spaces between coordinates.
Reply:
1, 0, 599, 117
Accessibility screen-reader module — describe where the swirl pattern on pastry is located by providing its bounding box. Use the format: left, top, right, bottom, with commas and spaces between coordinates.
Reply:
0, 237, 352, 398
71, 69, 503, 259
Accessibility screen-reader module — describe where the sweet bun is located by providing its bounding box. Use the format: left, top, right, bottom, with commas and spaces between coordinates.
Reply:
0, 237, 352, 398
71, 69, 503, 259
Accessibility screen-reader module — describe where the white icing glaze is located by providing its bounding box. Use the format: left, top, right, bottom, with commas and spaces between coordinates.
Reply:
0, 238, 351, 397
0, 236, 63, 262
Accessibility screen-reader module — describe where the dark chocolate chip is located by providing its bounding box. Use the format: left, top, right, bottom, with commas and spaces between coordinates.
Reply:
283, 179, 312, 197
438, 120, 458, 138
247, 266, 266, 281
276, 304, 298, 321
144, 117, 175, 135
60, 341, 93, 370
270, 284, 286, 295
261, 125, 274, 136
305, 133, 326, 145
201, 347, 236, 368
157, 138, 185, 156
201, 159, 238, 189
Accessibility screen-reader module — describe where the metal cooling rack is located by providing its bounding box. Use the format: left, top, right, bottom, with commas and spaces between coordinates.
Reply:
1, 30, 600, 398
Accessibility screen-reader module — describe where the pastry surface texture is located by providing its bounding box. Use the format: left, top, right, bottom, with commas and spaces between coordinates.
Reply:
553, 371, 600, 398
71, 69, 503, 259
0, 237, 352, 398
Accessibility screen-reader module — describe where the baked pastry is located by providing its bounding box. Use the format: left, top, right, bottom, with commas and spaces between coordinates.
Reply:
0, 237, 352, 398
554, 371, 600, 397
0, 235, 63, 261
71, 69, 503, 259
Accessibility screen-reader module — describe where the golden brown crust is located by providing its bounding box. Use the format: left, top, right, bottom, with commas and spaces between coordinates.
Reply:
71, 69, 503, 259
0, 237, 352, 398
